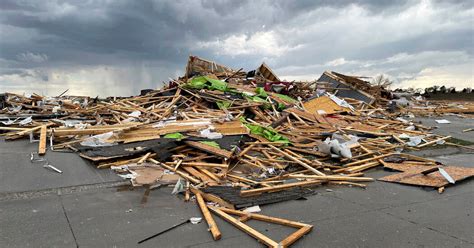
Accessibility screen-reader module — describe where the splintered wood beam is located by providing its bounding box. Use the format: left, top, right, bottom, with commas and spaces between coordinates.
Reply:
346, 161, 380, 173
148, 158, 201, 184
185, 141, 233, 159
180, 162, 228, 168
5, 125, 44, 140
237, 142, 257, 157
344, 153, 393, 167
269, 145, 325, 176
417, 136, 451, 148
38, 125, 47, 155
209, 207, 279, 247
137, 152, 152, 164
288, 174, 374, 182
240, 180, 322, 197
190, 188, 235, 209
219, 208, 309, 228
210, 207, 313, 248
280, 225, 313, 247
195, 192, 221, 240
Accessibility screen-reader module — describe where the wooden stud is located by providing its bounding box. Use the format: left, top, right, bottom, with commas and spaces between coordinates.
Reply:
269, 145, 325, 176
195, 192, 221, 240
38, 125, 47, 155
240, 180, 322, 197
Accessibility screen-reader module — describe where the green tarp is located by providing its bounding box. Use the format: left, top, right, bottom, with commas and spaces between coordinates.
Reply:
216, 101, 232, 109
199, 141, 221, 148
187, 76, 228, 92
244, 122, 290, 144
164, 132, 185, 140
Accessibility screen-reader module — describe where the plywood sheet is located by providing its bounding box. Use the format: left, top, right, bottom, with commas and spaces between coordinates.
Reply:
132, 166, 180, 185
379, 166, 474, 188
303, 96, 350, 115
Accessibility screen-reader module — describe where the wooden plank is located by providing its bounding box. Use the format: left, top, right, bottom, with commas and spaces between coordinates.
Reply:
379, 166, 474, 188
185, 141, 233, 159
417, 136, 451, 148
240, 180, 322, 197
195, 192, 221, 240
303, 96, 350, 115
280, 225, 312, 247
137, 152, 152, 164
219, 208, 308, 228
190, 188, 235, 210
288, 174, 374, 182
182, 167, 216, 184
208, 207, 279, 247
38, 125, 47, 155
345, 153, 393, 167
181, 162, 228, 168
148, 158, 201, 184
269, 145, 325, 176
217, 208, 313, 247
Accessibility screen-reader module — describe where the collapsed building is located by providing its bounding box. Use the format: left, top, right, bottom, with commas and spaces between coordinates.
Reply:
1, 56, 473, 247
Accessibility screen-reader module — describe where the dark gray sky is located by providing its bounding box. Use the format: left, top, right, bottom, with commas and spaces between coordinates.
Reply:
0, 0, 473, 96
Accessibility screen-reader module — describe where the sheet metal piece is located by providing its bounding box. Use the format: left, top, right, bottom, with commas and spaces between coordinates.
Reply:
438, 167, 455, 184
43, 164, 63, 174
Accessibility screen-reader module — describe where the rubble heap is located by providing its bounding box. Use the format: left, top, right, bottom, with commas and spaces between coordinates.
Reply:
1, 56, 473, 247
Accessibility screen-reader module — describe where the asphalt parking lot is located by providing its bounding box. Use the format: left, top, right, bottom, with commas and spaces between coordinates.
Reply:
1, 116, 473, 248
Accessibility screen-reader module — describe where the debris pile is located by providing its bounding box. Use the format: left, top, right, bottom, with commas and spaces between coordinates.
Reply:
1, 56, 473, 247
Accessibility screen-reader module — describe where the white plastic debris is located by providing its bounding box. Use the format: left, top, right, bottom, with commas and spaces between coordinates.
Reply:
398, 133, 411, 139
326, 93, 355, 111
118, 171, 137, 179
171, 178, 185, 194
392, 97, 409, 107
200, 128, 223, 139
316, 88, 326, 96
317, 137, 353, 159
122, 117, 140, 123
43, 164, 63, 174
267, 167, 276, 174
438, 168, 455, 184
414, 95, 424, 101
74, 123, 89, 129
128, 110, 141, 118
404, 125, 416, 131
190, 217, 202, 224
435, 119, 451, 124
19, 116, 33, 126
81, 98, 88, 108
52, 106, 61, 113
406, 136, 423, 146
8, 105, 22, 113
396, 117, 409, 123
1, 117, 19, 125
80, 131, 117, 147
243, 205, 261, 213
331, 139, 352, 159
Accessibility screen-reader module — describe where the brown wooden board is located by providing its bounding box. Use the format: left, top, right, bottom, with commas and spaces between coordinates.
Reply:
303, 96, 350, 115
379, 166, 474, 188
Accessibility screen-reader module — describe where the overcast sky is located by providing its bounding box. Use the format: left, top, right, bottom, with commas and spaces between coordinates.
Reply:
0, 0, 473, 96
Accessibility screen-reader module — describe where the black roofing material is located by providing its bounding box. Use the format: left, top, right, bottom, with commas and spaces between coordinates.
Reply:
203, 185, 316, 209
317, 72, 375, 104
76, 139, 178, 161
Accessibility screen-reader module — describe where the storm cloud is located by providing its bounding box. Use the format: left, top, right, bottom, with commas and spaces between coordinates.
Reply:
0, 0, 472, 96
